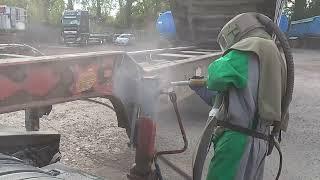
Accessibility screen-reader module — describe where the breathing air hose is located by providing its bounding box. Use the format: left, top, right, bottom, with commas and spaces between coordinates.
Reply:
192, 15, 294, 180
154, 91, 189, 180
257, 14, 294, 120
257, 13, 294, 180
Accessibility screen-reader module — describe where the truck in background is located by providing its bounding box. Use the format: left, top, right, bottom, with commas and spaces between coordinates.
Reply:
0, 5, 27, 43
61, 10, 110, 46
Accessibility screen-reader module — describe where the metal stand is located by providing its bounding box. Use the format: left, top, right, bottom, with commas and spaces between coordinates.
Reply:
25, 108, 40, 131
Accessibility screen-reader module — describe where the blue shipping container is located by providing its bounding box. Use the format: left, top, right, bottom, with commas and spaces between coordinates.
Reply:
156, 11, 176, 39
279, 15, 289, 33
289, 16, 320, 38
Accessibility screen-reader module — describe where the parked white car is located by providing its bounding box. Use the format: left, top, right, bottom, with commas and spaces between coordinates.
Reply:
114, 34, 135, 46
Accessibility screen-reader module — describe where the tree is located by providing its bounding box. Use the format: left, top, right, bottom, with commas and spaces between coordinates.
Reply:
0, 0, 64, 25
96, 0, 102, 19
67, 0, 74, 10
1, 0, 170, 28
128, 0, 169, 28
283, 1, 294, 18
125, 0, 133, 28
118, 0, 124, 8
291, 0, 307, 20
308, 0, 320, 17
43, 0, 50, 23
49, 0, 65, 25
0, 0, 28, 7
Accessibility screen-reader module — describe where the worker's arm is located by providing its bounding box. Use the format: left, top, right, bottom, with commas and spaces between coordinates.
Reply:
207, 50, 249, 91
190, 85, 217, 106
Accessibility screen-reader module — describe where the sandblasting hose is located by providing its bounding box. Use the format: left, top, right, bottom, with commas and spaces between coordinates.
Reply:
257, 14, 294, 119
273, 137, 282, 180
154, 91, 189, 180
257, 14, 294, 180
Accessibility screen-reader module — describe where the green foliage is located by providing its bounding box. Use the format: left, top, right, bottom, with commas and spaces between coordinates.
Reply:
0, 0, 65, 25
292, 0, 307, 20
0, 0, 170, 28
291, 0, 320, 20
0, 0, 28, 8
49, 0, 65, 25
283, 1, 294, 18
67, 0, 74, 10
307, 0, 320, 17
114, 0, 170, 28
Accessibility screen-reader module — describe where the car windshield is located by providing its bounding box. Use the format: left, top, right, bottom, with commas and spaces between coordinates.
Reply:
62, 18, 80, 25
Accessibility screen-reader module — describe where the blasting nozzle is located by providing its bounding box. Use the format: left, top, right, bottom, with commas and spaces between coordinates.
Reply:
170, 79, 206, 87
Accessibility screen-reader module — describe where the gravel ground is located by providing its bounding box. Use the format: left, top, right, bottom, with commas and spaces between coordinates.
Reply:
0, 46, 319, 180
0, 99, 133, 179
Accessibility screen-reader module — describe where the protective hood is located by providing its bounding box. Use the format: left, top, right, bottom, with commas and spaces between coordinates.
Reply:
217, 12, 270, 50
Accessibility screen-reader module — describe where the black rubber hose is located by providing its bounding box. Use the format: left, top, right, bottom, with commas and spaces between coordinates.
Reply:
274, 137, 283, 180
154, 91, 191, 180
154, 160, 164, 180
257, 14, 294, 180
84, 98, 115, 111
158, 156, 192, 180
155, 92, 188, 157
192, 117, 217, 180
257, 14, 295, 126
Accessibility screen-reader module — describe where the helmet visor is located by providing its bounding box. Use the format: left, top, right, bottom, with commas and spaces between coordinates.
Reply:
218, 34, 228, 51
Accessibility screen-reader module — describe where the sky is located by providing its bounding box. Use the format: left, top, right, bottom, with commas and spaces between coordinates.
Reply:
74, 3, 82, 10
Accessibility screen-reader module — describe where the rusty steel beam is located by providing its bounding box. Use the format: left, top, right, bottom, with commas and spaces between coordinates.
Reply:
0, 51, 127, 114
0, 47, 221, 121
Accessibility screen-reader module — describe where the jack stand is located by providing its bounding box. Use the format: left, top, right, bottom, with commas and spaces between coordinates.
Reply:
127, 117, 157, 180
127, 77, 160, 180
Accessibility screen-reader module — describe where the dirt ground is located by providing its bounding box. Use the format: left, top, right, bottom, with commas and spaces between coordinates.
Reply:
0, 44, 319, 180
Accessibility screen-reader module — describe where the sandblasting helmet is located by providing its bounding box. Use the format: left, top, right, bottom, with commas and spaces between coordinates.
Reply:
217, 13, 268, 50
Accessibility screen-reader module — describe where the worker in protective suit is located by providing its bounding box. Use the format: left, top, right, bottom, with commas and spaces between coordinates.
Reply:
191, 12, 293, 180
